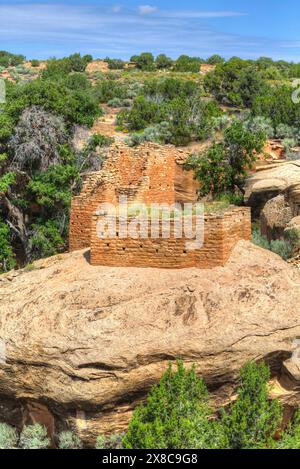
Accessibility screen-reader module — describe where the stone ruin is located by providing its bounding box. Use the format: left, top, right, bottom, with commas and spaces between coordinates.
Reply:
69, 143, 251, 268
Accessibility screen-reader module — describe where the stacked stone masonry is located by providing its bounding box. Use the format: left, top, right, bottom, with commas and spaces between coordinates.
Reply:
90, 208, 251, 269
69, 143, 251, 269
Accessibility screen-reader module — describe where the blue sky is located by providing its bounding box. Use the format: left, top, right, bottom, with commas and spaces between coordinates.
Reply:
0, 0, 299, 61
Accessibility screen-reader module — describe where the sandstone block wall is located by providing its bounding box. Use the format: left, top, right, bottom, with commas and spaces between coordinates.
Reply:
69, 143, 198, 252
90, 208, 251, 269
69, 143, 251, 269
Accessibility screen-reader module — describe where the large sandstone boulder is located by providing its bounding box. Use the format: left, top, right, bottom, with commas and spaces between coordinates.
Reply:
286, 216, 300, 233
260, 195, 293, 240
1, 241, 300, 446
245, 160, 300, 217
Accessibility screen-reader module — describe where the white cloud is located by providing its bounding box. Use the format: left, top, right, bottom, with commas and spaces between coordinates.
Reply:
138, 5, 158, 16
112, 5, 122, 14
159, 10, 247, 18
0, 2, 295, 61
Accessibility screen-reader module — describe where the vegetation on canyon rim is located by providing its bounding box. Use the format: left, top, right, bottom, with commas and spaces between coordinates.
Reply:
1, 361, 300, 450
1, 51, 300, 272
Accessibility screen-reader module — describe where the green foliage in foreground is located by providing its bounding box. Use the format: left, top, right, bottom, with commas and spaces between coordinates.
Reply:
2, 362, 300, 449
96, 433, 124, 449
221, 362, 282, 449
19, 424, 50, 449
276, 409, 300, 449
58, 431, 82, 449
0, 423, 18, 449
123, 361, 300, 449
123, 361, 227, 449
252, 227, 300, 260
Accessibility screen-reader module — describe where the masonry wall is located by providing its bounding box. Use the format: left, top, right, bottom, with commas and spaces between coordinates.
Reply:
89, 207, 251, 269
69, 142, 250, 268
69, 143, 197, 252
69, 175, 117, 252
221, 207, 252, 263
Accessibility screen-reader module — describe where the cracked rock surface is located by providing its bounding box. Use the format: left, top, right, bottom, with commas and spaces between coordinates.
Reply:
1, 240, 300, 445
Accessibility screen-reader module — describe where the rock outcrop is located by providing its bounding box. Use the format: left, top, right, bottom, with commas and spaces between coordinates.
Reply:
285, 216, 300, 233
1, 241, 300, 445
260, 195, 293, 240
245, 160, 300, 218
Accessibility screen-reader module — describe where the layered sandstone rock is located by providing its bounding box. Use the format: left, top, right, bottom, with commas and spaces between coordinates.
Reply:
263, 140, 285, 161
285, 216, 300, 233
260, 195, 293, 240
86, 60, 109, 73
1, 241, 300, 445
245, 160, 300, 217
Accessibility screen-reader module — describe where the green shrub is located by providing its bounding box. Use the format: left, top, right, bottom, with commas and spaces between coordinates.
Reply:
107, 97, 123, 108
120, 77, 221, 145
58, 431, 82, 449
174, 55, 203, 72
105, 58, 125, 70
89, 134, 114, 148
155, 54, 173, 69
130, 52, 155, 71
269, 239, 293, 260
95, 433, 124, 449
122, 98, 132, 108
122, 360, 300, 449
94, 80, 127, 103
123, 361, 227, 449
213, 192, 244, 208
185, 121, 265, 197
15, 66, 29, 75
0, 50, 25, 67
251, 228, 270, 250
5, 76, 101, 128
30, 220, 65, 260
126, 122, 172, 146
65, 73, 90, 91
252, 227, 296, 260
0, 222, 16, 273
253, 85, 300, 128
284, 227, 300, 250
28, 163, 78, 210
221, 362, 282, 449
68, 53, 92, 72
206, 54, 225, 65
30, 59, 40, 68
276, 124, 298, 139
287, 150, 300, 161
276, 409, 300, 449
0, 423, 18, 449
204, 59, 267, 108
19, 424, 50, 449
243, 116, 274, 138
95, 435, 106, 449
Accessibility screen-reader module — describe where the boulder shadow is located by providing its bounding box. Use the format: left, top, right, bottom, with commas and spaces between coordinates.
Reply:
83, 250, 91, 264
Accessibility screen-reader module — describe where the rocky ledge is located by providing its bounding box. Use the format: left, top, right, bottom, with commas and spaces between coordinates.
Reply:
1, 241, 300, 446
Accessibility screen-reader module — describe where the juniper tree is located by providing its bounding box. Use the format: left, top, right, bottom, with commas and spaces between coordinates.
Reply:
221, 362, 282, 449
123, 361, 227, 449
